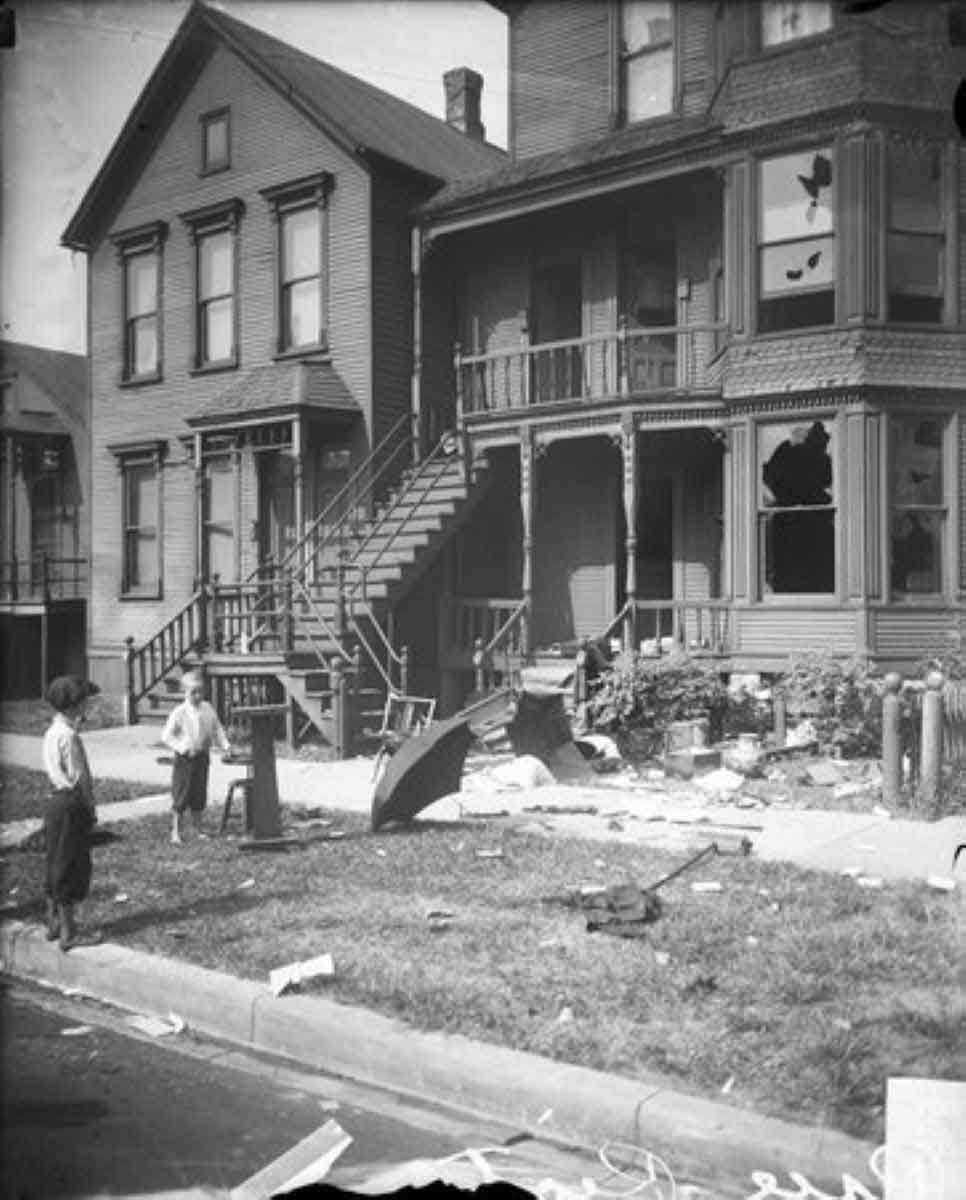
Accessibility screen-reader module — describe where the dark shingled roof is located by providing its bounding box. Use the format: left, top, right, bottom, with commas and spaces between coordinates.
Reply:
64, 1, 505, 250
0, 340, 87, 429
420, 113, 719, 218
186, 360, 359, 427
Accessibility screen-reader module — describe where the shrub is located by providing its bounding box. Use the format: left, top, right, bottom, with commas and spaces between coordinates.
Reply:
587, 652, 730, 759
777, 653, 883, 758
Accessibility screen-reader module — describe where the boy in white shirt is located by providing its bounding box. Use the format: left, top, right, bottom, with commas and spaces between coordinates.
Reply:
42, 675, 101, 949
161, 671, 230, 845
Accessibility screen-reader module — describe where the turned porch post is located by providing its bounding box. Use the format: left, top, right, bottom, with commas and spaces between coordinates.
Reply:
621, 414, 639, 652
412, 226, 424, 464
193, 433, 204, 582
519, 426, 535, 660
292, 414, 305, 576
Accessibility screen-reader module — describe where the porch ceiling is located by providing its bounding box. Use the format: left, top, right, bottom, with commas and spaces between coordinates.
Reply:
186, 360, 360, 431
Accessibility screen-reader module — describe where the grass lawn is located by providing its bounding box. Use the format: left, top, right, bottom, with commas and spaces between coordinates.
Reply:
0, 765, 163, 824
2, 774, 963, 1146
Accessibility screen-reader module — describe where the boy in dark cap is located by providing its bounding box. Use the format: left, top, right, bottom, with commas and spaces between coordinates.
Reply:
41, 675, 102, 950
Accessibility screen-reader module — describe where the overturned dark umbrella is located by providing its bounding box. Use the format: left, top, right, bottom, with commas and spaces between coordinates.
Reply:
371, 714, 474, 831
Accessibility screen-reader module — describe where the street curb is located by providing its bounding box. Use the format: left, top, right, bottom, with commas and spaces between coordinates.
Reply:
0, 919, 878, 1194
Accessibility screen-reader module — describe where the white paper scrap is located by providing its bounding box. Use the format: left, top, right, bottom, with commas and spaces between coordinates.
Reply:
926, 875, 956, 893
269, 953, 335, 997
127, 1014, 180, 1038
237, 878, 256, 890
691, 881, 723, 894
856, 876, 884, 890
113, 893, 129, 903
61, 1025, 94, 1037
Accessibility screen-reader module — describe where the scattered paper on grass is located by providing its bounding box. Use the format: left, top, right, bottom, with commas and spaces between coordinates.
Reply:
926, 875, 956, 892
654, 951, 671, 966
537, 1108, 553, 1125
375, 848, 387, 858
127, 1014, 182, 1038
452, 841, 465, 853
237, 878, 256, 890
475, 848, 504, 859
691, 881, 723, 894
745, 936, 759, 947
872, 805, 891, 818
556, 1006, 574, 1024
61, 1025, 94, 1037
324, 831, 346, 841
425, 909, 456, 920
841, 866, 862, 878
856, 876, 884, 889
269, 953, 336, 997
168, 1012, 186, 1034
113, 893, 129, 903
721, 1076, 735, 1095
539, 937, 560, 949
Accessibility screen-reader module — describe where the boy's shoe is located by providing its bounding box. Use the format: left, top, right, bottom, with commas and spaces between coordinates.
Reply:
44, 897, 60, 941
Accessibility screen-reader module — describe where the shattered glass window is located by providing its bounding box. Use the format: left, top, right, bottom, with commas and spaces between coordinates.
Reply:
758, 148, 835, 331
891, 416, 945, 595
761, 2, 831, 47
888, 143, 944, 324
758, 420, 835, 595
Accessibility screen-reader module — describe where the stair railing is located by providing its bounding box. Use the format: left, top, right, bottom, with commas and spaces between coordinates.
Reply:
343, 432, 462, 603
347, 599, 408, 694
472, 597, 528, 694
289, 574, 353, 667
123, 588, 207, 723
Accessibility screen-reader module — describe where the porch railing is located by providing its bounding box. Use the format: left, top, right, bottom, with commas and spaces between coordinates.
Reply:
631, 599, 731, 657
0, 554, 87, 603
455, 320, 727, 417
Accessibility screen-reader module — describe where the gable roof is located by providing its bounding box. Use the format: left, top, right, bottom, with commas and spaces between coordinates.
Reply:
0, 340, 87, 429
63, 1, 505, 251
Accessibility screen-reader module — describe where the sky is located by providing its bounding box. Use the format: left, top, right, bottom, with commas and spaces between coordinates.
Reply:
0, 0, 509, 355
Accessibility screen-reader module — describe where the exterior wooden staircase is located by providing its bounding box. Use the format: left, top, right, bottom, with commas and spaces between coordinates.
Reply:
124, 423, 491, 752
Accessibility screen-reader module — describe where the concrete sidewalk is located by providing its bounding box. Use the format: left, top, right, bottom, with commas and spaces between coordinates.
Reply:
3, 727, 964, 885
0, 919, 880, 1196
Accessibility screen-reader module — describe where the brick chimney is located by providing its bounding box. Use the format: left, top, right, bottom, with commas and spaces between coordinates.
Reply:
444, 67, 485, 141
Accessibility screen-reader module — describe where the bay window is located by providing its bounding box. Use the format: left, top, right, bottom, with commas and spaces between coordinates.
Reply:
890, 416, 946, 596
887, 141, 945, 324
620, 1, 674, 124
758, 419, 836, 596
758, 147, 835, 332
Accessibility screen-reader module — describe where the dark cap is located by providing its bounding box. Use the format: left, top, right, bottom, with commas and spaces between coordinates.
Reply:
46, 675, 100, 713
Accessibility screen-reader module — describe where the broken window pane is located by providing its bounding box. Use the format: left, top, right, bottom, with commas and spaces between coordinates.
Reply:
759, 421, 835, 595
887, 143, 944, 324
761, 1, 831, 47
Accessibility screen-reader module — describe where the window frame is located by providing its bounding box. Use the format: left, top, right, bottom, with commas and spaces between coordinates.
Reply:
202, 449, 239, 584
200, 107, 231, 176
261, 173, 333, 359
884, 138, 947, 327
755, 144, 837, 334
109, 440, 166, 600
759, 1, 833, 50
617, 0, 677, 128
180, 199, 244, 374
888, 413, 949, 601
110, 221, 167, 386
754, 414, 840, 603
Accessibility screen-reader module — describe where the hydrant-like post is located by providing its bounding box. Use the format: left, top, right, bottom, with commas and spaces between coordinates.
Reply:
772, 685, 786, 748
881, 672, 902, 809
919, 670, 944, 811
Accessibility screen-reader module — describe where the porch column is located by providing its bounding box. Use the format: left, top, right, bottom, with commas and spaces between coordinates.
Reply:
3, 435, 15, 567
193, 433, 204, 584
292, 415, 305, 575
411, 226, 423, 463
519, 426, 535, 660
620, 414, 639, 652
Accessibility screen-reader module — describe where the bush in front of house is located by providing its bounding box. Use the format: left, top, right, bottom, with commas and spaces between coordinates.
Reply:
586, 651, 730, 761
777, 653, 883, 758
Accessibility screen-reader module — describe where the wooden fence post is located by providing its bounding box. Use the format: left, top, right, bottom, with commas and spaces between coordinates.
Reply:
919, 670, 944, 810
331, 656, 349, 759
772, 685, 786, 748
123, 636, 137, 726
881, 672, 902, 808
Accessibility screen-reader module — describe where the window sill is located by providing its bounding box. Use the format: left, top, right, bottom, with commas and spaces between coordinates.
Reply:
273, 344, 330, 363
755, 595, 842, 607
749, 324, 840, 343
190, 360, 239, 378
120, 372, 163, 389
619, 108, 680, 134
119, 590, 163, 602
200, 163, 230, 178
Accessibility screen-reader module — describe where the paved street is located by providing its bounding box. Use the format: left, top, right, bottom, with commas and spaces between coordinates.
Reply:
1, 977, 648, 1200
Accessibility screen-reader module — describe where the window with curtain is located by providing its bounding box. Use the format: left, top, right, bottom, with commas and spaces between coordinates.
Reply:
201, 109, 230, 173
122, 456, 160, 595
758, 147, 835, 332
198, 228, 235, 366
761, 1, 831, 47
280, 205, 322, 351
890, 416, 945, 596
620, 0, 674, 124
887, 141, 945, 324
124, 249, 160, 380
204, 455, 235, 583
758, 419, 836, 595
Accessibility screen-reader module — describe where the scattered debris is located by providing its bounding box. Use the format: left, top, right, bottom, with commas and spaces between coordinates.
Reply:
475, 848, 505, 860
745, 936, 759, 947
841, 866, 863, 878
856, 876, 884, 890
269, 953, 336, 997
556, 1006, 574, 1024
61, 1025, 94, 1037
694, 767, 744, 794
127, 1013, 183, 1038
805, 761, 841, 787
926, 875, 956, 893
784, 720, 817, 748
833, 782, 875, 801
523, 803, 598, 815
537, 1108, 553, 1125
607, 819, 624, 832
721, 1076, 735, 1095
375, 847, 387, 857
682, 974, 717, 997
691, 881, 723, 894
538, 937, 560, 949
237, 878, 256, 890
654, 951, 670, 967
113, 893, 129, 903
872, 805, 891, 819
425, 908, 456, 921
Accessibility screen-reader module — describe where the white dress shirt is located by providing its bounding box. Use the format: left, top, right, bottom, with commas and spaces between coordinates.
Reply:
162, 699, 230, 757
42, 713, 95, 806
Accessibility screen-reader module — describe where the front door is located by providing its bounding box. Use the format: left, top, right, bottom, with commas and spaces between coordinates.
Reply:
258, 451, 296, 568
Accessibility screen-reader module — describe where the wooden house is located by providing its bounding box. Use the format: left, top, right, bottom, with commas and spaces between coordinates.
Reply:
404, 0, 966, 710
62, 2, 504, 741
0, 341, 88, 697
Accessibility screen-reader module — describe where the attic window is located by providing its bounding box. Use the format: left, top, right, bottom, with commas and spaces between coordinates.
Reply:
202, 109, 230, 174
